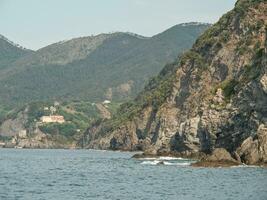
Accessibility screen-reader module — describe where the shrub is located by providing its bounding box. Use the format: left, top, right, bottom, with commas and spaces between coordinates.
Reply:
39, 123, 77, 137
220, 79, 239, 100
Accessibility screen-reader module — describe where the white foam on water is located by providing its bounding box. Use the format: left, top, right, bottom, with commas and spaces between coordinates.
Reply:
141, 160, 161, 165
162, 161, 191, 166
139, 157, 157, 160
158, 156, 183, 160
230, 164, 260, 168
140, 160, 192, 166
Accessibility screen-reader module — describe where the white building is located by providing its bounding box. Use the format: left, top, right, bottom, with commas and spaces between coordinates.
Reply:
40, 115, 65, 124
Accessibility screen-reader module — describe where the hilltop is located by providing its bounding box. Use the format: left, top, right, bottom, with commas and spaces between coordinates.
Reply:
0, 23, 209, 106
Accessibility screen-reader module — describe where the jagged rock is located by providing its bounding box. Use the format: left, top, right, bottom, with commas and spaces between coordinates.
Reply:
95, 103, 111, 119
174, 116, 201, 152
260, 74, 267, 93
206, 148, 238, 163
192, 148, 240, 167
82, 0, 267, 166
237, 124, 267, 164
232, 151, 242, 163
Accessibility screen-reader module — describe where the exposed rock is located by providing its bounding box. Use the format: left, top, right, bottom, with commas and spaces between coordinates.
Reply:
260, 74, 267, 93
82, 0, 267, 166
175, 116, 201, 152
191, 160, 239, 168
192, 148, 240, 167
237, 124, 267, 165
0, 111, 28, 137
95, 103, 111, 119
206, 148, 237, 162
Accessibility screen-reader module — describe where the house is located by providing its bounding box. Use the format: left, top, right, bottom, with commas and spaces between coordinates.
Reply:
18, 130, 27, 138
103, 100, 111, 104
40, 115, 65, 124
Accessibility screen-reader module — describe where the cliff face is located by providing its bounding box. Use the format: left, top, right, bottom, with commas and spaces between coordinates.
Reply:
83, 0, 267, 165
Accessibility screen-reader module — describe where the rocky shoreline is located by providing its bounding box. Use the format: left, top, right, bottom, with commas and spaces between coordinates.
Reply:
132, 148, 267, 168
1, 145, 267, 168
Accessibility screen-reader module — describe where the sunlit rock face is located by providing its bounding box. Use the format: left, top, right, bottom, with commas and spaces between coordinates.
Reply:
83, 0, 267, 165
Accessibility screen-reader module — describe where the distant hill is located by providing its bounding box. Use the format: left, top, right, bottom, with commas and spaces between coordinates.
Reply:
0, 35, 32, 70
0, 23, 210, 106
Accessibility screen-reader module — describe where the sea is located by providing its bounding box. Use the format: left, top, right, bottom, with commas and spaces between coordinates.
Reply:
0, 149, 266, 200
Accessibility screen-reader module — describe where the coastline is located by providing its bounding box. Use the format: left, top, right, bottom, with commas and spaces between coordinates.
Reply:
1, 146, 267, 168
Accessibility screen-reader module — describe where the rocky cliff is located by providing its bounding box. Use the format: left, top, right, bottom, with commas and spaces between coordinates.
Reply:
82, 0, 267, 165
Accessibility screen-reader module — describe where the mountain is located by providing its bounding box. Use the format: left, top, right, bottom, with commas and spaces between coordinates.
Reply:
0, 35, 32, 70
82, 0, 267, 166
0, 23, 209, 106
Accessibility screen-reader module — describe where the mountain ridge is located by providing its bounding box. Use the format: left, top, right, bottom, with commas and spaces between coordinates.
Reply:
0, 23, 210, 106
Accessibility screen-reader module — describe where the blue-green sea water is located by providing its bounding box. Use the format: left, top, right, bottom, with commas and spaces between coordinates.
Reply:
0, 149, 266, 200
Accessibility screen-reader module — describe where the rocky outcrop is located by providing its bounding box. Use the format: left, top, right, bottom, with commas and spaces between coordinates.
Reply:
3, 128, 76, 149
82, 0, 267, 166
95, 103, 111, 119
192, 148, 240, 167
236, 124, 267, 164
0, 111, 28, 136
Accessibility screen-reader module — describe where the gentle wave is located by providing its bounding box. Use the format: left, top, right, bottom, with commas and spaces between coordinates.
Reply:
230, 164, 260, 168
138, 156, 184, 161
141, 160, 162, 165
158, 156, 183, 160
140, 160, 191, 166
139, 157, 158, 160
162, 161, 191, 166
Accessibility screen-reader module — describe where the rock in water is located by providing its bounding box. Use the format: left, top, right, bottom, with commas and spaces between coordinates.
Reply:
192, 148, 240, 167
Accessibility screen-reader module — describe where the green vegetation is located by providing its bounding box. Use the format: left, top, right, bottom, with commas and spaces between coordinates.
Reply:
234, 0, 265, 16
220, 79, 239, 100
26, 100, 124, 138
27, 101, 99, 137
26, 102, 51, 127
0, 35, 31, 70
0, 135, 12, 142
241, 48, 265, 83
39, 123, 78, 137
194, 10, 234, 51
0, 24, 209, 107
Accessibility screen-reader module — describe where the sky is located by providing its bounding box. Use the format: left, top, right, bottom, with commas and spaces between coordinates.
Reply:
0, 0, 236, 50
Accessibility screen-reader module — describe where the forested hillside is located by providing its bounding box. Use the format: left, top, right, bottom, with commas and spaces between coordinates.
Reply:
0, 23, 209, 106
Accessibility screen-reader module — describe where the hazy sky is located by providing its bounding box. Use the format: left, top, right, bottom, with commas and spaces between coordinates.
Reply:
0, 0, 236, 50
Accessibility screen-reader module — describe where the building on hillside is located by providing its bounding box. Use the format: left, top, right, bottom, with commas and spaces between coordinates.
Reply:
40, 115, 65, 124
44, 107, 49, 111
103, 100, 111, 104
18, 130, 27, 138
54, 101, 60, 106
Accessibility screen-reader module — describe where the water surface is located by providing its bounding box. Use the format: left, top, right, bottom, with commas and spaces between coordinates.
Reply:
0, 149, 266, 200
